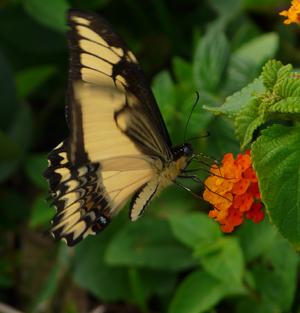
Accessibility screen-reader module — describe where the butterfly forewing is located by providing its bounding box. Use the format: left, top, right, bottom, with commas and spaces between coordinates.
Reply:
44, 9, 174, 245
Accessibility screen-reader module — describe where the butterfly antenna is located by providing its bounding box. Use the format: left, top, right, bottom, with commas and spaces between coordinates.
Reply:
186, 131, 210, 142
183, 91, 200, 143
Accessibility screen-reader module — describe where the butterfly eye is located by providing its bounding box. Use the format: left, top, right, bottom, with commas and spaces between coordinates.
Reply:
183, 144, 193, 156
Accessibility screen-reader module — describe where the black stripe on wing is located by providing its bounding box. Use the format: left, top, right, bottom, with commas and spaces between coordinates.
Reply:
67, 9, 173, 162
44, 141, 111, 246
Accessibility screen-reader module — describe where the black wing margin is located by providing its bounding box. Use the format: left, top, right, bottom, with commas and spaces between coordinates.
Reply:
67, 9, 173, 162
44, 140, 111, 246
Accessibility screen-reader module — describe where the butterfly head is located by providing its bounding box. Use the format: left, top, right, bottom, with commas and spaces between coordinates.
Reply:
172, 143, 193, 161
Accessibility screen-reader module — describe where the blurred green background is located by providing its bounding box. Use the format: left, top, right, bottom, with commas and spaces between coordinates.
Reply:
1, 0, 300, 312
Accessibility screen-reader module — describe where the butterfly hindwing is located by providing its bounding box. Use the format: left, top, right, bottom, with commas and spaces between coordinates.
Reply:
44, 141, 112, 245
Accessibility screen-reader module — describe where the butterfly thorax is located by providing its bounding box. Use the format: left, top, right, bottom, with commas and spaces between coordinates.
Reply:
157, 143, 193, 189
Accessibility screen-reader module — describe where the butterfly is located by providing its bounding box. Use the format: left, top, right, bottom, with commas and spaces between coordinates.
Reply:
44, 9, 200, 246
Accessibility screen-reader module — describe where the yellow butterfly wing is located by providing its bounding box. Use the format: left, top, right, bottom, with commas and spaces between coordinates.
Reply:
44, 10, 173, 245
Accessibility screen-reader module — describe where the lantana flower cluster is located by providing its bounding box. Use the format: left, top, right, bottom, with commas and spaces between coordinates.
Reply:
203, 150, 264, 233
280, 0, 300, 25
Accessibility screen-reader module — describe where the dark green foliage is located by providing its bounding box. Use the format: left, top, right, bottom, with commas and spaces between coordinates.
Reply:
1, 0, 300, 312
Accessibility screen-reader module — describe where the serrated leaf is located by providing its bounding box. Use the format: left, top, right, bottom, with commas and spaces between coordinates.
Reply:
269, 97, 300, 114
252, 125, 300, 247
168, 270, 226, 313
274, 77, 300, 98
106, 217, 196, 271
168, 212, 221, 248
235, 99, 266, 148
194, 237, 245, 288
274, 64, 293, 87
205, 77, 265, 117
23, 0, 70, 33
16, 65, 56, 99
193, 24, 230, 92
262, 59, 283, 90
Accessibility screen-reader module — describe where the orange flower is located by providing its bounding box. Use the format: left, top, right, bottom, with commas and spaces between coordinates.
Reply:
280, 0, 300, 25
203, 150, 264, 233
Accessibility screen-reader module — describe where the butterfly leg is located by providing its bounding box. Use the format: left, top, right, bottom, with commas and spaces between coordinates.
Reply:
172, 179, 203, 199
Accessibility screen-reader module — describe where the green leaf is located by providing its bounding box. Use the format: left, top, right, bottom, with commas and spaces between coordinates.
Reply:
16, 65, 56, 99
73, 236, 131, 301
25, 154, 48, 189
209, 0, 242, 18
152, 70, 176, 122
249, 237, 298, 312
273, 63, 293, 88
106, 217, 196, 271
224, 56, 258, 95
23, 0, 70, 33
224, 36, 278, 95
236, 297, 280, 313
172, 57, 193, 83
168, 270, 236, 313
194, 237, 245, 288
274, 76, 300, 98
30, 245, 71, 312
269, 97, 300, 114
233, 33, 278, 68
193, 24, 230, 92
29, 195, 55, 228
0, 104, 33, 182
205, 77, 265, 117
262, 60, 284, 91
138, 269, 177, 298
252, 125, 300, 247
238, 219, 276, 262
168, 212, 221, 248
0, 9, 65, 54
199, 116, 239, 157
235, 99, 266, 148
